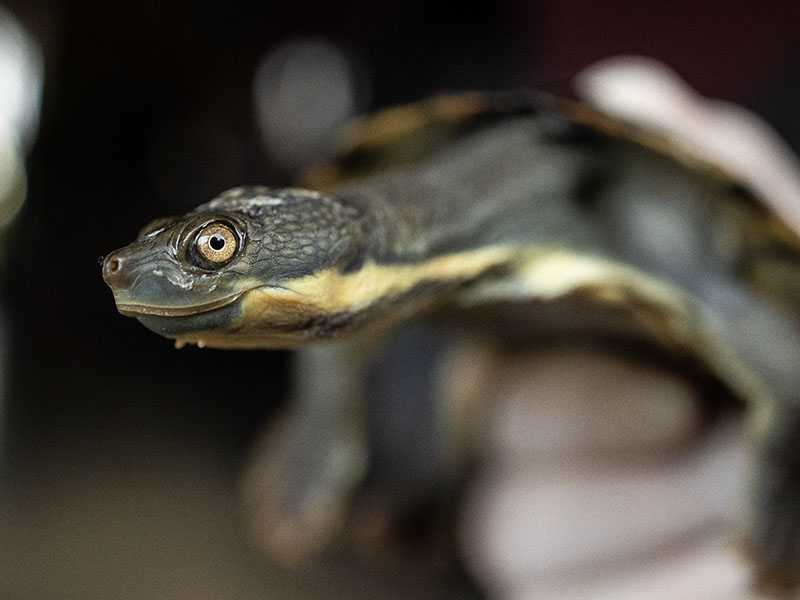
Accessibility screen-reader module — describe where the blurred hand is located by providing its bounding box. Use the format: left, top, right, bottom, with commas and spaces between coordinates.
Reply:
459, 347, 761, 600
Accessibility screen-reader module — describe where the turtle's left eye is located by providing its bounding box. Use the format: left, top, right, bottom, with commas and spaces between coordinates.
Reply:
193, 222, 238, 266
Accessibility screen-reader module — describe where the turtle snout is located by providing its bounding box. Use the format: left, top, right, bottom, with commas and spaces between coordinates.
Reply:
102, 250, 132, 290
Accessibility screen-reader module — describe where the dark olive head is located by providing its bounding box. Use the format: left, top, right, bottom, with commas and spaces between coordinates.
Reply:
102, 186, 370, 347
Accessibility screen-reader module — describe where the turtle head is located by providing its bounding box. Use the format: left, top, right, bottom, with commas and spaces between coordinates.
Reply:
102, 186, 370, 348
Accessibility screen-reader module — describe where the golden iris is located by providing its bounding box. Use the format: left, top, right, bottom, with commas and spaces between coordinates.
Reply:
195, 223, 237, 264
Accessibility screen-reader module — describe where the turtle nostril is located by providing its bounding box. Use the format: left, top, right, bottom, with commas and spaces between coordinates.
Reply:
102, 252, 128, 287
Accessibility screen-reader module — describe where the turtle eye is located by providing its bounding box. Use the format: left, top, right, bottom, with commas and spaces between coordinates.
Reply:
193, 222, 238, 266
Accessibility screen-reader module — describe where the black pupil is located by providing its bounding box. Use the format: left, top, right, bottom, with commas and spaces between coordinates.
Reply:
209, 235, 226, 251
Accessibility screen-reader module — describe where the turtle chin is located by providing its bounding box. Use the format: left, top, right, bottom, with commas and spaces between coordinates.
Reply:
132, 299, 245, 343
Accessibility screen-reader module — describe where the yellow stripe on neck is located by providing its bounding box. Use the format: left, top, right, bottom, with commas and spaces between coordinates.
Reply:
243, 245, 518, 319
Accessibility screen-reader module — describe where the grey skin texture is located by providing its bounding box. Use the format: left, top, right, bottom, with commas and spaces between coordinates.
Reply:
103, 106, 800, 595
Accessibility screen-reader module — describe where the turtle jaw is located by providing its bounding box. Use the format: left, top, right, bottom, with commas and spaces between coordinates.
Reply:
120, 285, 326, 350
127, 294, 248, 344
114, 291, 247, 318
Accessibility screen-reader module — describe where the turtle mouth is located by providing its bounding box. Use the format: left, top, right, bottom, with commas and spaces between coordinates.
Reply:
115, 292, 246, 317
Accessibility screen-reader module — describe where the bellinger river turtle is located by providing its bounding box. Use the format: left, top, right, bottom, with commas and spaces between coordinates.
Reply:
101, 88, 800, 596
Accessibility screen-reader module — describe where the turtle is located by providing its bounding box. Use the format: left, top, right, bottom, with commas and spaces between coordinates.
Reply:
101, 89, 800, 596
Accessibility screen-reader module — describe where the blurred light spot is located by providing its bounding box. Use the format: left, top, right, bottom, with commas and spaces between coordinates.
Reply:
0, 7, 43, 148
253, 38, 368, 173
0, 125, 24, 227
0, 7, 43, 227
0, 9, 42, 463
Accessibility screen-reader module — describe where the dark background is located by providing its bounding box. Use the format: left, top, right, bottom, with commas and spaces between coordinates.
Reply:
1, 1, 800, 598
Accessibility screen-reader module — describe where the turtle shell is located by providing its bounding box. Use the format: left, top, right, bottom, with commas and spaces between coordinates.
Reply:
303, 90, 800, 318
296, 90, 800, 593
